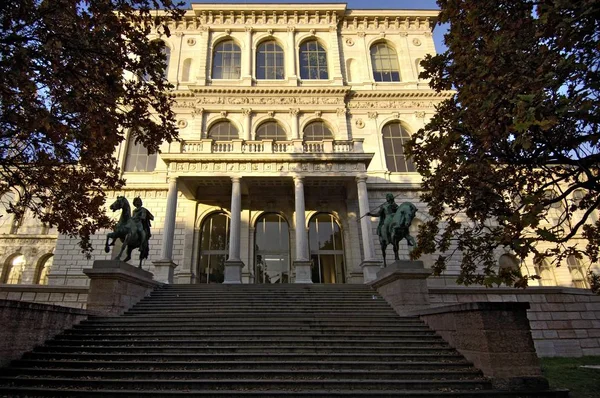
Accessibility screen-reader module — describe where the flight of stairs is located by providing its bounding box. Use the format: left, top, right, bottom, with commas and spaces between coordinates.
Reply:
0, 284, 567, 397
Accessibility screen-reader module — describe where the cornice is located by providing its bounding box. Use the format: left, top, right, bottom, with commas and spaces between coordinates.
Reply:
348, 90, 454, 100
175, 87, 351, 98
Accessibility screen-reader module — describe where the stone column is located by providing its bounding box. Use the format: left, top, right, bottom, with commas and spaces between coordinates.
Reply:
242, 108, 252, 141
243, 26, 253, 84
328, 26, 344, 84
153, 177, 178, 284
356, 175, 382, 282
197, 26, 210, 84
287, 26, 297, 82
293, 176, 312, 283
224, 176, 244, 283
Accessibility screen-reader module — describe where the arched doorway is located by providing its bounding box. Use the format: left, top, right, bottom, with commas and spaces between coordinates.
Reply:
197, 212, 230, 283
308, 213, 346, 283
254, 213, 290, 283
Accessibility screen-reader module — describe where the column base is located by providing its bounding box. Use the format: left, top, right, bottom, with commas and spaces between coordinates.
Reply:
224, 260, 244, 284
360, 260, 383, 283
293, 260, 313, 284
152, 260, 178, 284
368, 260, 432, 314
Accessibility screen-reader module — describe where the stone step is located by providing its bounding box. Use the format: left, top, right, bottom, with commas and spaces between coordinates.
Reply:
34, 345, 457, 354
22, 352, 467, 362
0, 377, 493, 391
82, 317, 421, 324
45, 339, 451, 348
1, 368, 484, 381
8, 359, 476, 371
70, 325, 434, 333
0, 387, 570, 397
55, 333, 444, 341
130, 302, 394, 308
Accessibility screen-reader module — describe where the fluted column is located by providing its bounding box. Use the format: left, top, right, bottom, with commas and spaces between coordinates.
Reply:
161, 177, 178, 261
228, 177, 242, 262
293, 176, 312, 283
224, 176, 244, 283
356, 175, 383, 283
356, 176, 375, 261
153, 176, 179, 284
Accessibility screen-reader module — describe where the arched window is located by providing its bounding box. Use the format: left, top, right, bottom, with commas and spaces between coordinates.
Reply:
2, 254, 25, 284
299, 40, 328, 80
208, 121, 239, 140
35, 254, 53, 285
256, 121, 287, 140
370, 42, 401, 82
567, 256, 589, 288
124, 139, 157, 172
498, 253, 521, 281
535, 259, 556, 286
255, 213, 290, 283
256, 40, 284, 80
147, 40, 170, 80
382, 122, 415, 172
309, 213, 345, 284
181, 58, 193, 82
198, 213, 230, 284
303, 121, 333, 141
212, 40, 241, 79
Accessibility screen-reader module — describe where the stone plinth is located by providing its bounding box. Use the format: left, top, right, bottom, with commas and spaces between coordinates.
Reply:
360, 260, 383, 283
223, 260, 244, 284
407, 302, 549, 391
83, 260, 160, 316
368, 260, 431, 314
152, 260, 178, 284
293, 260, 313, 284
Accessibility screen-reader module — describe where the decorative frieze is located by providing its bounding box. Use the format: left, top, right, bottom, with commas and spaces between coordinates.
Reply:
170, 161, 367, 174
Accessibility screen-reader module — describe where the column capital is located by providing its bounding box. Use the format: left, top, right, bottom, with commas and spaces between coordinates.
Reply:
293, 175, 304, 184
242, 108, 253, 116
356, 175, 368, 184
167, 176, 178, 184
231, 176, 242, 184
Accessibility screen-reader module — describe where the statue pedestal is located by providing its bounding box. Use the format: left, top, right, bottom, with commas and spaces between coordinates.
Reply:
223, 260, 244, 284
83, 260, 160, 316
368, 260, 431, 315
152, 260, 177, 284
361, 260, 383, 283
293, 261, 313, 283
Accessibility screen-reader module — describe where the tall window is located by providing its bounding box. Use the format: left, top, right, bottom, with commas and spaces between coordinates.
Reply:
212, 40, 241, 79
255, 213, 290, 284
382, 122, 415, 172
146, 40, 170, 80
35, 254, 53, 285
370, 42, 401, 82
198, 213, 230, 284
256, 121, 287, 140
2, 254, 25, 284
535, 259, 556, 286
303, 121, 333, 141
208, 121, 239, 140
256, 41, 284, 80
124, 140, 157, 172
309, 213, 345, 284
567, 256, 589, 288
299, 40, 328, 80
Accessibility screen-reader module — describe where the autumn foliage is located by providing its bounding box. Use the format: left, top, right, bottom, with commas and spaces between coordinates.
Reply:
0, 0, 183, 253
408, 0, 600, 286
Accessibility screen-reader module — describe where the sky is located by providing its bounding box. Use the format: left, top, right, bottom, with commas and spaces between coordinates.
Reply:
185, 0, 448, 53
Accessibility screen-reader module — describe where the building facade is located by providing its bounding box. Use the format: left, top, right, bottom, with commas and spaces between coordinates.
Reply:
0, 3, 597, 288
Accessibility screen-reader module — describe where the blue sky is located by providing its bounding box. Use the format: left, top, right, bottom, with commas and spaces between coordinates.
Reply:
186, 1, 448, 53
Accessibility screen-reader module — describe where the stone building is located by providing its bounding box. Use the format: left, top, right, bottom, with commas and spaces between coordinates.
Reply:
0, 3, 597, 289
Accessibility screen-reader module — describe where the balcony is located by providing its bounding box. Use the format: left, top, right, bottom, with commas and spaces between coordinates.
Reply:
173, 138, 365, 154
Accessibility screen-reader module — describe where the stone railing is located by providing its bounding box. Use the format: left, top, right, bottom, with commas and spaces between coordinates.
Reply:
179, 138, 364, 154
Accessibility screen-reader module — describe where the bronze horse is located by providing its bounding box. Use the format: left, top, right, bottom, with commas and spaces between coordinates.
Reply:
379, 202, 417, 267
104, 196, 149, 268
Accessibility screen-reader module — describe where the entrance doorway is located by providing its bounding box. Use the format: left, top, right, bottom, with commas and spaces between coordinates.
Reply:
254, 213, 290, 283
197, 212, 230, 283
308, 213, 346, 283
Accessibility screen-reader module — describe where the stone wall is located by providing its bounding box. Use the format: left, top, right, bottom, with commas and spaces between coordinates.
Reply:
0, 285, 89, 309
431, 287, 600, 357
0, 300, 87, 367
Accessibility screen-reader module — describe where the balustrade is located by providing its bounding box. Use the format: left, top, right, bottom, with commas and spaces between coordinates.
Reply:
175, 139, 361, 154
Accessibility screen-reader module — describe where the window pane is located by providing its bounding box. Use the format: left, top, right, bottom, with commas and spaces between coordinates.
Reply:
382, 123, 415, 173
212, 40, 241, 79
257, 41, 284, 80
299, 40, 328, 80
209, 121, 239, 140
303, 121, 333, 140
256, 121, 286, 140
370, 42, 400, 82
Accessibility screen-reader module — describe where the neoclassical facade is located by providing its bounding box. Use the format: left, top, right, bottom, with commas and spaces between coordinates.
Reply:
0, 3, 597, 288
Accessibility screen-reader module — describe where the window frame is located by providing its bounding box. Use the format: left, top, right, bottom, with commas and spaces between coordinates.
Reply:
303, 120, 334, 141
255, 121, 287, 141
370, 42, 401, 82
381, 122, 416, 173
124, 139, 157, 173
208, 120, 240, 141
256, 40, 285, 80
211, 39, 242, 80
299, 40, 329, 80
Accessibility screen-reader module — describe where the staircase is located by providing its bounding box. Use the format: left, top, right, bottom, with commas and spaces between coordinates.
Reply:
0, 284, 566, 397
